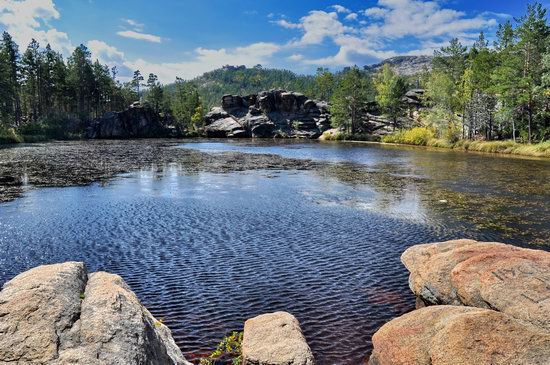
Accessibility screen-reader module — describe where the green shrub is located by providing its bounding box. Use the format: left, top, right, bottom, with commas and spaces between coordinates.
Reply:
382, 127, 434, 146
18, 117, 75, 141
200, 331, 243, 365
0, 126, 23, 144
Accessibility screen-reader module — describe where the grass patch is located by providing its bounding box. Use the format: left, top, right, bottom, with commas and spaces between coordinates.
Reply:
381, 127, 434, 146
321, 130, 381, 142
380, 128, 550, 158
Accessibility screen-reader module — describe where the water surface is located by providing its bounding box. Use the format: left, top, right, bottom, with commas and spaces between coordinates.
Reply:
0, 139, 548, 364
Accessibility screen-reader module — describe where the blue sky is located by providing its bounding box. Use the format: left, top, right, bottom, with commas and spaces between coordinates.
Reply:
0, 0, 543, 82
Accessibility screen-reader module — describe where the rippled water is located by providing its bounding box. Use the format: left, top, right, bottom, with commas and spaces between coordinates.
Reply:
0, 140, 548, 364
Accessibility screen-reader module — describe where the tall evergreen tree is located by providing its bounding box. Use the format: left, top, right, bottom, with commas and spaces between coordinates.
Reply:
330, 67, 372, 134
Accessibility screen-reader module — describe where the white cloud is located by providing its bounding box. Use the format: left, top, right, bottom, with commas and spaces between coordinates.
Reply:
362, 0, 497, 39
89, 41, 281, 83
291, 11, 350, 46
330, 5, 350, 14
288, 54, 304, 61
117, 30, 162, 43
345, 13, 358, 21
122, 18, 145, 31
87, 39, 125, 65
0, 0, 73, 54
272, 19, 302, 29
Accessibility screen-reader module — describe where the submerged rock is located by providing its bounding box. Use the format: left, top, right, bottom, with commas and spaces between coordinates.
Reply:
242, 311, 315, 365
203, 90, 331, 139
369, 306, 550, 365
0, 262, 190, 365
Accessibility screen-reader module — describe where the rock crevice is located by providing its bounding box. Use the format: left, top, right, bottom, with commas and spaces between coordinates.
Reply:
203, 90, 331, 139
369, 239, 550, 365
0, 262, 191, 365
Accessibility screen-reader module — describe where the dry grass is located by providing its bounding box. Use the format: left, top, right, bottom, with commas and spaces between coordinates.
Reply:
380, 128, 550, 158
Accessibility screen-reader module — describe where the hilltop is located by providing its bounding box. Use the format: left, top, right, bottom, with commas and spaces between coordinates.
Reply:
168, 56, 432, 108
363, 56, 433, 76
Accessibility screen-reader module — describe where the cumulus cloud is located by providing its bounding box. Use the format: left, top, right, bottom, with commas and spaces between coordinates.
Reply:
272, 0, 499, 67
0, 0, 73, 54
330, 5, 351, 14
88, 41, 281, 83
291, 11, 351, 46
362, 0, 497, 39
117, 30, 162, 43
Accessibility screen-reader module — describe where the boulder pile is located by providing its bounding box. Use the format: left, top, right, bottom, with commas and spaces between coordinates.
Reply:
369, 239, 550, 365
0, 262, 191, 364
203, 90, 331, 139
85, 102, 174, 139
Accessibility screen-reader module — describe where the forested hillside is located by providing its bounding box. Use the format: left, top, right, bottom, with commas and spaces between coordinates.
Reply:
169, 66, 317, 109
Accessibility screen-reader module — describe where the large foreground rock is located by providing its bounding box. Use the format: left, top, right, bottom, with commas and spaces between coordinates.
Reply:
401, 239, 550, 331
242, 311, 314, 365
369, 305, 550, 365
0, 262, 190, 365
203, 90, 330, 139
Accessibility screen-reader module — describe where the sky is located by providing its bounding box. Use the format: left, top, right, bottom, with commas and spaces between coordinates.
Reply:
0, 0, 544, 83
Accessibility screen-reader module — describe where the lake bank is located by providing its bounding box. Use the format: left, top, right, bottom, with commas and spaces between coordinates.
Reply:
332, 139, 550, 160
0, 140, 548, 363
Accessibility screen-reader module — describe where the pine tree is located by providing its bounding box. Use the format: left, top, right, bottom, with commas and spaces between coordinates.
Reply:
146, 73, 163, 112
132, 70, 144, 101
0, 32, 21, 126
515, 2, 550, 142
330, 67, 371, 134
67, 44, 94, 117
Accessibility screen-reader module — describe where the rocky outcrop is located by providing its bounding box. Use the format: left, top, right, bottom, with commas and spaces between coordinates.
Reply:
0, 262, 190, 365
369, 306, 550, 365
242, 312, 315, 365
85, 103, 173, 139
402, 239, 550, 331
203, 90, 331, 139
364, 56, 433, 76
369, 239, 550, 365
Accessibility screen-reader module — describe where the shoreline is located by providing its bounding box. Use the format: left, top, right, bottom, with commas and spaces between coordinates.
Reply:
324, 139, 550, 160
2, 136, 550, 161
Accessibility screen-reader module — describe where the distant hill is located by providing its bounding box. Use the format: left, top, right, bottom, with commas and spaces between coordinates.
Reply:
172, 66, 316, 109
364, 56, 433, 76
167, 56, 433, 109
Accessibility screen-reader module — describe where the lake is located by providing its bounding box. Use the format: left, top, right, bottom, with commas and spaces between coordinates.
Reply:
0, 139, 548, 364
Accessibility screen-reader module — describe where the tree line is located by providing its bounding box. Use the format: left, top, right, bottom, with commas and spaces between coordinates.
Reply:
324, 2, 550, 143
0, 33, 203, 141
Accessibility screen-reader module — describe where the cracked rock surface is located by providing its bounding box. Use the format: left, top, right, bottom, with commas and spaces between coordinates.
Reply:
0, 262, 190, 365
369, 239, 550, 365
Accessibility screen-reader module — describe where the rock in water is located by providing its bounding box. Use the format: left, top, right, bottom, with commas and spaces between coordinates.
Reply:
85, 103, 172, 139
203, 90, 331, 139
369, 306, 550, 365
0, 262, 191, 365
401, 239, 550, 331
242, 311, 315, 365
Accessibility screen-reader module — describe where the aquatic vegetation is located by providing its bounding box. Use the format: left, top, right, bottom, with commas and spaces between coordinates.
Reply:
199, 331, 243, 365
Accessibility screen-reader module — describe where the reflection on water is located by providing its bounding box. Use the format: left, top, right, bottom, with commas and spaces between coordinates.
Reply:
0, 139, 548, 364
